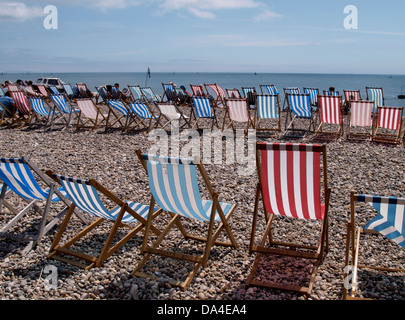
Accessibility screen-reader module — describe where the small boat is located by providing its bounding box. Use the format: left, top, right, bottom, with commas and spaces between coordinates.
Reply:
398, 87, 405, 99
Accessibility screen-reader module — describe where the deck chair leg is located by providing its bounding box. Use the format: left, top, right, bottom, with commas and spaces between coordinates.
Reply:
35, 183, 55, 245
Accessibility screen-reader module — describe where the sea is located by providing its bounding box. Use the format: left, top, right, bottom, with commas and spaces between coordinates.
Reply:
1, 72, 405, 107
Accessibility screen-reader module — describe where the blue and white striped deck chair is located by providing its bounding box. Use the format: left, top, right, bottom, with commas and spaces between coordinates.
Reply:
133, 151, 238, 291
105, 99, 129, 131
62, 83, 77, 103
46, 171, 162, 269
242, 87, 257, 108
323, 90, 340, 96
128, 85, 143, 103
51, 94, 80, 129
259, 84, 279, 95
0, 158, 73, 253
366, 87, 384, 112
29, 97, 60, 130
254, 94, 281, 135
283, 87, 300, 109
162, 83, 179, 104
141, 87, 161, 103
127, 102, 158, 132
49, 86, 60, 95
344, 191, 405, 300
304, 87, 319, 108
284, 93, 315, 138
190, 96, 218, 130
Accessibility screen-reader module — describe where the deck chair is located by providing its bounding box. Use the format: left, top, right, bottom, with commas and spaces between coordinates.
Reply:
372, 106, 403, 144
303, 88, 319, 108
343, 192, 405, 300
248, 143, 331, 295
62, 83, 77, 103
8, 91, 33, 128
226, 88, 241, 99
346, 100, 374, 141
75, 98, 109, 131
204, 83, 227, 108
259, 84, 279, 95
128, 85, 144, 103
282, 87, 300, 109
343, 90, 361, 114
190, 96, 219, 130
0, 158, 75, 254
95, 86, 109, 103
76, 83, 93, 99
314, 95, 344, 139
0, 100, 15, 127
254, 94, 281, 136
162, 83, 180, 104
48, 86, 60, 95
155, 102, 189, 129
7, 84, 20, 92
141, 87, 161, 103
366, 87, 384, 112
29, 97, 61, 130
50, 94, 79, 129
242, 87, 257, 108
133, 151, 238, 291
45, 171, 162, 270
284, 93, 315, 138
36, 85, 49, 99
127, 102, 158, 132
190, 84, 205, 97
105, 99, 130, 131
323, 90, 340, 96
222, 98, 254, 135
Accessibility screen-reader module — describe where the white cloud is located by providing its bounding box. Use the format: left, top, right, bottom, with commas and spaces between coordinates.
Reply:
254, 9, 283, 22
0, 2, 44, 21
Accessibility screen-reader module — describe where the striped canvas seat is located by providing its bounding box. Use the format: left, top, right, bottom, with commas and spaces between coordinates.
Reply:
46, 171, 161, 269
344, 90, 361, 102
248, 142, 330, 294
315, 95, 343, 138
226, 88, 241, 99
344, 191, 405, 299
156, 102, 189, 129
304, 87, 319, 106
133, 150, 237, 290
141, 87, 161, 102
76, 98, 108, 130
242, 87, 257, 106
347, 100, 374, 140
288, 93, 312, 118
0, 158, 73, 253
162, 83, 178, 103
128, 85, 143, 102
10, 91, 31, 115
129, 103, 153, 119
323, 90, 340, 96
254, 94, 281, 134
223, 98, 254, 134
366, 87, 384, 110
51, 94, 78, 114
373, 106, 403, 144
204, 83, 227, 107
190, 84, 205, 97
284, 93, 314, 137
260, 84, 279, 95
29, 97, 63, 129
191, 97, 214, 118
126, 102, 157, 132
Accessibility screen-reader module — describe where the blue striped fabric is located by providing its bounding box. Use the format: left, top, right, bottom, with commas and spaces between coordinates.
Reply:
0, 158, 65, 202
129, 86, 143, 101
51, 94, 72, 114
163, 83, 176, 101
141, 87, 161, 102
143, 154, 232, 222
49, 86, 60, 94
63, 84, 74, 96
0, 87, 4, 97
129, 103, 152, 119
192, 97, 214, 118
304, 88, 319, 106
96, 86, 109, 100
367, 88, 384, 109
29, 97, 53, 116
288, 94, 312, 117
285, 87, 300, 94
107, 100, 129, 115
54, 174, 153, 223
323, 90, 339, 96
257, 95, 279, 119
110, 87, 121, 99
357, 194, 405, 248
263, 85, 279, 95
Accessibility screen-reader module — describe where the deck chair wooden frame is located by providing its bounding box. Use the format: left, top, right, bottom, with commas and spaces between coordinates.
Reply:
346, 100, 375, 141
126, 102, 159, 133
105, 99, 130, 131
254, 94, 281, 136
204, 83, 227, 108
343, 191, 405, 300
45, 170, 163, 270
314, 95, 344, 140
133, 150, 238, 291
222, 98, 254, 135
75, 98, 109, 131
284, 93, 315, 138
190, 96, 219, 130
372, 106, 403, 144
0, 157, 79, 254
248, 143, 331, 295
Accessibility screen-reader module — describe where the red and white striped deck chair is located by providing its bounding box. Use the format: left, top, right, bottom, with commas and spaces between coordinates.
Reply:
36, 85, 49, 99
372, 106, 403, 144
343, 90, 361, 114
222, 98, 254, 134
9, 91, 33, 128
204, 83, 227, 108
248, 143, 331, 294
315, 95, 343, 139
7, 84, 19, 92
346, 100, 375, 141
75, 98, 108, 131
190, 84, 205, 97
226, 88, 241, 99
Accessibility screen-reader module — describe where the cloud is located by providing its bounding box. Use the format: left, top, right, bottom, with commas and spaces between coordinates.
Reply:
254, 9, 283, 22
0, 2, 44, 21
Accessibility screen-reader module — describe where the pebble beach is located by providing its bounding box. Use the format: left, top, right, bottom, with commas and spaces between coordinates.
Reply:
1, 105, 405, 302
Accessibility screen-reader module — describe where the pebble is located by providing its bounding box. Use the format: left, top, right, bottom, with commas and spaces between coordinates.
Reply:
0, 109, 404, 300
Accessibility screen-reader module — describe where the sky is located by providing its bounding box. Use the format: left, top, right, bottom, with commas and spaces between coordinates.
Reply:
0, 0, 404, 74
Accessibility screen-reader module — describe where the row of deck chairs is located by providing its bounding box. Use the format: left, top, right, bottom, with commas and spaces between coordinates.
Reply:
1, 142, 404, 297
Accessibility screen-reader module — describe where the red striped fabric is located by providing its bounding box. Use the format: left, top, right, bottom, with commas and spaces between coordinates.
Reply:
350, 101, 373, 127
319, 96, 342, 125
10, 91, 31, 114
258, 143, 325, 220
377, 106, 402, 130
227, 99, 249, 122
344, 90, 361, 101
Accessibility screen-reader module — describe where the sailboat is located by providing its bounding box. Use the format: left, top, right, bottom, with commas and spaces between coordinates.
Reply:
398, 87, 405, 99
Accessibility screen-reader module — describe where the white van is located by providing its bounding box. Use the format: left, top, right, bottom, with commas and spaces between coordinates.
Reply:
35, 77, 65, 90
